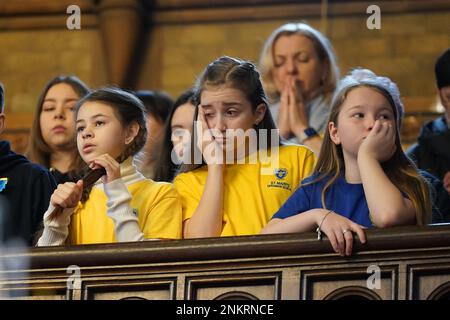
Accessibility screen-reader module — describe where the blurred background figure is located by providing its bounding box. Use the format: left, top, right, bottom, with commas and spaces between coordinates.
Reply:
26, 75, 90, 184
259, 22, 339, 154
0, 81, 56, 246
154, 89, 196, 182
407, 48, 450, 221
134, 90, 173, 179
1, 194, 29, 299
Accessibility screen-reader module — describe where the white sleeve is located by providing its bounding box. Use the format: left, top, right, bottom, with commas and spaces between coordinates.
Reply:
36, 204, 75, 246
104, 179, 145, 242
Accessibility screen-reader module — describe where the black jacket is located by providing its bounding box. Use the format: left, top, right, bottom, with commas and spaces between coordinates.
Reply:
0, 141, 56, 245
407, 116, 450, 178
407, 116, 450, 222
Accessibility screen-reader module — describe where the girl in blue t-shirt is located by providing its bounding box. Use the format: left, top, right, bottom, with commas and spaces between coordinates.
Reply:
261, 69, 432, 256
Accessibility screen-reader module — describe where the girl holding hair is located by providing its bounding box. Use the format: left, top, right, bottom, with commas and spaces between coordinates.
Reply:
37, 87, 182, 246
26, 75, 90, 184
261, 69, 432, 256
174, 56, 316, 238
259, 22, 339, 154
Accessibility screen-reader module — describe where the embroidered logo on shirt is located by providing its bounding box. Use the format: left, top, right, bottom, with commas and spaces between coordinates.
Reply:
267, 169, 291, 191
0, 178, 8, 192
274, 168, 287, 180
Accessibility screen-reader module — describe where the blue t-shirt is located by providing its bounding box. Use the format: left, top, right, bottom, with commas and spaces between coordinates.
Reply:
272, 174, 373, 228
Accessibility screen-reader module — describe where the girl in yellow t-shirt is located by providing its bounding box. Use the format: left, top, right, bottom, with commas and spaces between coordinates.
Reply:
37, 87, 182, 246
174, 56, 316, 238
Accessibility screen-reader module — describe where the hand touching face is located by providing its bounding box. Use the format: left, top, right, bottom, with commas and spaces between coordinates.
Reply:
329, 87, 397, 162
358, 119, 396, 162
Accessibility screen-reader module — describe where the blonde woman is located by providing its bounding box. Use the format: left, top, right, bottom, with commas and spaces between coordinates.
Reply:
259, 22, 339, 154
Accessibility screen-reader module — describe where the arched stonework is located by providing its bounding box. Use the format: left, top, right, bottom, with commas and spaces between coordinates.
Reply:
324, 286, 382, 300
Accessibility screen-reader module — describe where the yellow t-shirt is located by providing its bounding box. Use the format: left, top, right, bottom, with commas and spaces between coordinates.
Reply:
69, 180, 182, 244
174, 145, 316, 237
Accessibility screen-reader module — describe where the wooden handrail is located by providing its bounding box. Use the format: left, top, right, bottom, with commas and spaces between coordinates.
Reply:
2, 224, 449, 268
2, 224, 450, 300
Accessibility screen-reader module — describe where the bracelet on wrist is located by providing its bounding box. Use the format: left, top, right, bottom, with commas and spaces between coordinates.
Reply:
316, 210, 333, 240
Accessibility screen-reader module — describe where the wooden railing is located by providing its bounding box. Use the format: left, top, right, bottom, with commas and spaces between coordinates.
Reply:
1, 224, 450, 300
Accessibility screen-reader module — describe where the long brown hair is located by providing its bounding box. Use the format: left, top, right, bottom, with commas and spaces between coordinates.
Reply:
26, 75, 90, 173
314, 69, 431, 225
73, 87, 148, 202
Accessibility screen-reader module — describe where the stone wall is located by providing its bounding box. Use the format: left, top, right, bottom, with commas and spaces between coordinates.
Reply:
139, 11, 450, 105
0, 0, 449, 153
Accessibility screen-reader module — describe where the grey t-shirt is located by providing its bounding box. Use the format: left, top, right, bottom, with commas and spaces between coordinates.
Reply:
269, 94, 330, 145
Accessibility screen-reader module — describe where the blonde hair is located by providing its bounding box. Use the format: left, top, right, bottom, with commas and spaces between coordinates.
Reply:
314, 68, 431, 225
259, 22, 339, 104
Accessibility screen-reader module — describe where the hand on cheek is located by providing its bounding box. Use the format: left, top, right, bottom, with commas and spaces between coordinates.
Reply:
359, 120, 396, 162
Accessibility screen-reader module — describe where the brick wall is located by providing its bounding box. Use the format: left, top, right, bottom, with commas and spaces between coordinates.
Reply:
0, 1, 449, 153
0, 30, 107, 113
138, 11, 450, 108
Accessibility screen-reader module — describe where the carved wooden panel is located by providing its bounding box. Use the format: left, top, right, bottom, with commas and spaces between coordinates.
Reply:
300, 265, 397, 300
1, 225, 450, 300
1, 283, 67, 300
81, 277, 177, 300
186, 272, 281, 300
408, 262, 450, 300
